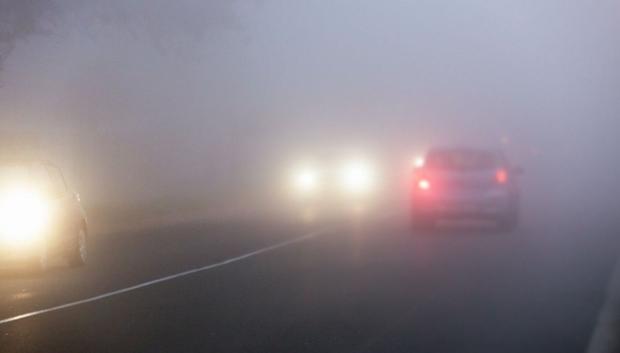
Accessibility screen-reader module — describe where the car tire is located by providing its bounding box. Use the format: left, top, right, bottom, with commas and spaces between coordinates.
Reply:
68, 227, 87, 267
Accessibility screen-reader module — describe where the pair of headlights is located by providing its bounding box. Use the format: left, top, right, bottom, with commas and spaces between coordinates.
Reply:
290, 160, 377, 198
0, 186, 51, 247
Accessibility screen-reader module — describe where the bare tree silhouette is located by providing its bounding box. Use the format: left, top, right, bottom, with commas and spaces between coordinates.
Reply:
0, 0, 57, 70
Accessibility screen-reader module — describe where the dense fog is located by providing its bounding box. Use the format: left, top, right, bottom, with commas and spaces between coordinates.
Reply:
0, 0, 618, 219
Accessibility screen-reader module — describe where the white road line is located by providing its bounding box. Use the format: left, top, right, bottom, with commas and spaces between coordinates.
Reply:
0, 228, 328, 326
587, 255, 620, 353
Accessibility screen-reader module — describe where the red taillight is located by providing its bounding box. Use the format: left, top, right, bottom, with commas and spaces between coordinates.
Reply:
496, 169, 508, 184
418, 179, 431, 190
414, 168, 431, 191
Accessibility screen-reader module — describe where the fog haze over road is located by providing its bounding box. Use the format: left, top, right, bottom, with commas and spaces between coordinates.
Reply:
2, 2, 620, 353
0, 0, 618, 213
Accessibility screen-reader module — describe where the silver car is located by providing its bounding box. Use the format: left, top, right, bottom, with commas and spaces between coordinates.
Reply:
411, 148, 522, 230
0, 159, 88, 271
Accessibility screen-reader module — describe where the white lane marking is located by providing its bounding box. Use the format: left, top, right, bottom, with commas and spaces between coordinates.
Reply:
0, 229, 328, 326
587, 254, 620, 353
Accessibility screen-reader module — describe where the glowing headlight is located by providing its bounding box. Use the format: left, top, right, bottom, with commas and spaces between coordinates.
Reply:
339, 160, 376, 195
291, 166, 321, 196
413, 156, 425, 168
0, 186, 50, 246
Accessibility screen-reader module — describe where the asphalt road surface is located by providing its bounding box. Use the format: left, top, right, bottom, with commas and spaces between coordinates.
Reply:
0, 206, 619, 353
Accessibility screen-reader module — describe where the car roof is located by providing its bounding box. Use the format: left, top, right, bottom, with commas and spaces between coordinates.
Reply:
427, 146, 502, 155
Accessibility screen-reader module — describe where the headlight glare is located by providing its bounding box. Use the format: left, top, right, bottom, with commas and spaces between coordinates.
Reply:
291, 166, 321, 196
339, 160, 375, 195
0, 187, 50, 246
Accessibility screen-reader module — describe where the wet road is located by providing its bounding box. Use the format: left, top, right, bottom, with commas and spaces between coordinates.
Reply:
0, 208, 618, 353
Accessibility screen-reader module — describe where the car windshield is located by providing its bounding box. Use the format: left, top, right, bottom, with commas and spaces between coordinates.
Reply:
426, 150, 500, 170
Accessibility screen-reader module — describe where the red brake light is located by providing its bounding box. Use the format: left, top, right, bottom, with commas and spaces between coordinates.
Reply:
418, 179, 431, 190
496, 169, 508, 184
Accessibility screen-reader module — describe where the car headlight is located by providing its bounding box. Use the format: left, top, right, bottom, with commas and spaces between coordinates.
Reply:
290, 166, 321, 197
0, 186, 50, 246
339, 160, 376, 196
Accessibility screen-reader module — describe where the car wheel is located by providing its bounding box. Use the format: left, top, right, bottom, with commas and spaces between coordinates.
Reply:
68, 228, 87, 267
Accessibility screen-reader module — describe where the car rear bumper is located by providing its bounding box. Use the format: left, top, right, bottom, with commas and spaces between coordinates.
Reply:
412, 190, 516, 218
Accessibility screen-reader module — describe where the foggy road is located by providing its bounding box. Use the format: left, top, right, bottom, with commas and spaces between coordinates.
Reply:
1, 1, 620, 352
0, 210, 618, 353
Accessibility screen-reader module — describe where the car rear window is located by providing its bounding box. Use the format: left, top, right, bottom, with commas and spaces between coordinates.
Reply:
425, 150, 500, 170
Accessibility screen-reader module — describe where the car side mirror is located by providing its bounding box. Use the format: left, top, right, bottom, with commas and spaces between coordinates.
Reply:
511, 166, 524, 175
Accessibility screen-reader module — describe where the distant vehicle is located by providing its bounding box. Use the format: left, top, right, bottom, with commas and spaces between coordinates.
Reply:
288, 158, 378, 202
411, 148, 522, 230
0, 159, 88, 271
